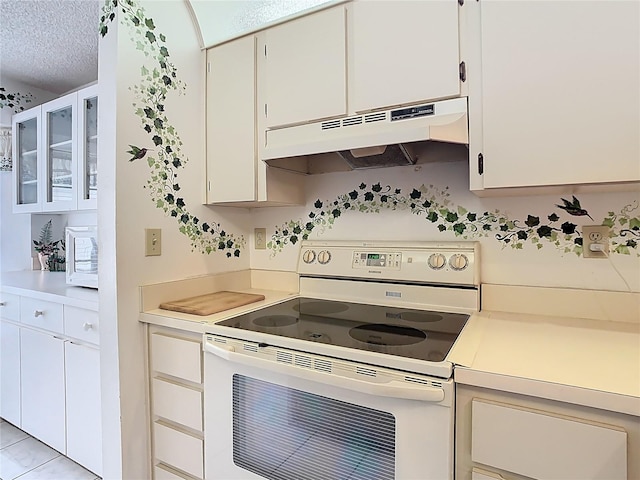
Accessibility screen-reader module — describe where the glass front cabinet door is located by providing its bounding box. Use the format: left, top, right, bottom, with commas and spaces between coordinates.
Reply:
12, 107, 42, 213
42, 92, 78, 212
77, 85, 98, 210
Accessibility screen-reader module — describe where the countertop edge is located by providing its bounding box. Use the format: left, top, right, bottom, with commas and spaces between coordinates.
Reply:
454, 366, 640, 417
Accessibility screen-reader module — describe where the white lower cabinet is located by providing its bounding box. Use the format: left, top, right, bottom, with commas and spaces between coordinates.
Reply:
149, 326, 204, 480
456, 384, 638, 480
0, 320, 21, 426
0, 291, 101, 476
65, 341, 102, 475
20, 327, 66, 453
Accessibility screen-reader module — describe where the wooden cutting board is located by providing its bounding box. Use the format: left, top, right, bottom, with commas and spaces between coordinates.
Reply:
159, 291, 266, 316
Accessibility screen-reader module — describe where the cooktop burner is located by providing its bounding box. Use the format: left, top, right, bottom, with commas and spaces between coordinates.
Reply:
216, 297, 469, 363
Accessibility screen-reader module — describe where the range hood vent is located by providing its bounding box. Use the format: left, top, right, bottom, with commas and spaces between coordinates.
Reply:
262, 97, 468, 170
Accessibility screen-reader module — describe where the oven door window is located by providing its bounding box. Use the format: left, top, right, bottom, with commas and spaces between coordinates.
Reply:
232, 374, 395, 480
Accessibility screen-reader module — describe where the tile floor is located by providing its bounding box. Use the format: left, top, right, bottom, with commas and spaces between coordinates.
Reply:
0, 419, 100, 480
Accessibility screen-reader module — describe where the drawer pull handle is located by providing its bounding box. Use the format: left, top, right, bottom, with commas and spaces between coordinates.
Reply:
83, 322, 93, 331
34, 310, 44, 317
0, 302, 5, 306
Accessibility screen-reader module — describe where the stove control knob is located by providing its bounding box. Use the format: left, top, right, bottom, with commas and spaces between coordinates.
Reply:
317, 250, 332, 265
449, 253, 469, 271
302, 249, 316, 264
427, 253, 446, 270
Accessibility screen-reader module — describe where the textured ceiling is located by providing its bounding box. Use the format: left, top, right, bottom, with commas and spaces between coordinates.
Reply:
0, 0, 100, 95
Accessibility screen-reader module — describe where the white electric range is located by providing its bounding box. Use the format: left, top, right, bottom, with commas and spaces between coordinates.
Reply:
204, 240, 480, 480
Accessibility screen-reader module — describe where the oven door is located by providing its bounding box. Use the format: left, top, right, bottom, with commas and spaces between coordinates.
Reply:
204, 335, 454, 480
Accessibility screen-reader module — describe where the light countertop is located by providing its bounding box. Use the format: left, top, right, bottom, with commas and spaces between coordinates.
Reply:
1, 270, 99, 311
449, 310, 640, 416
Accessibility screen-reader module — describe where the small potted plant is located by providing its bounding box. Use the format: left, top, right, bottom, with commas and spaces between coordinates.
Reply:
33, 220, 60, 271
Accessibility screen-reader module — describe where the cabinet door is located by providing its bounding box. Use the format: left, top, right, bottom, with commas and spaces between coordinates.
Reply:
42, 92, 77, 211
20, 328, 66, 453
349, 0, 460, 113
65, 341, 102, 476
77, 85, 98, 210
0, 321, 21, 426
12, 107, 42, 213
476, 1, 640, 190
264, 6, 347, 128
206, 36, 257, 203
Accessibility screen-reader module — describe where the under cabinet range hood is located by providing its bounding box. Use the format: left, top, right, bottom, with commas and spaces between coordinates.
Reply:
262, 97, 468, 171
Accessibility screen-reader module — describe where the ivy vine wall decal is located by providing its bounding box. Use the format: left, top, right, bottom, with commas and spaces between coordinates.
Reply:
267, 183, 640, 257
0, 88, 34, 113
99, 0, 244, 257
98, 0, 639, 261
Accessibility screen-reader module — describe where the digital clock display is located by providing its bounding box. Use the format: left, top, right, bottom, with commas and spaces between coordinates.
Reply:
367, 254, 380, 260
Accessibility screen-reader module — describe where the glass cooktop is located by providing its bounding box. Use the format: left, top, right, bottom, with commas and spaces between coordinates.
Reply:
215, 297, 469, 363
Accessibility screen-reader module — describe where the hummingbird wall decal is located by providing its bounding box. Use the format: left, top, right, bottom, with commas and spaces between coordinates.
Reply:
126, 145, 149, 162
556, 196, 593, 220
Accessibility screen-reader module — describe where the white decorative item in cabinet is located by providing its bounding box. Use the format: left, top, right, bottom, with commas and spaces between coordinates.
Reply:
456, 384, 638, 480
11, 86, 98, 213
262, 5, 347, 129
149, 327, 204, 480
468, 1, 640, 194
12, 106, 42, 213
20, 327, 66, 453
348, 0, 462, 114
205, 35, 303, 206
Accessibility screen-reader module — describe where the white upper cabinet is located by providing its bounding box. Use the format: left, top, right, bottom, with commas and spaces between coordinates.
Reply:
12, 86, 98, 213
469, 1, 640, 193
12, 106, 42, 213
263, 5, 347, 128
206, 36, 257, 203
76, 85, 98, 210
42, 92, 78, 212
348, 0, 461, 114
205, 35, 304, 206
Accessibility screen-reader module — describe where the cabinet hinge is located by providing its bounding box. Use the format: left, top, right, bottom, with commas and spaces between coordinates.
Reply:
208, 180, 211, 191
478, 153, 484, 175
459, 61, 466, 82
207, 62, 211, 73
264, 103, 268, 117
264, 44, 267, 57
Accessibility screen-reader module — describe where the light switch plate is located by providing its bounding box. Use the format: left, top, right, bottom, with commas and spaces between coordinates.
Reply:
145, 228, 162, 256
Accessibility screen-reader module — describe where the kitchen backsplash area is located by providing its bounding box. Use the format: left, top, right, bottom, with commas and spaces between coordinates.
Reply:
250, 160, 640, 293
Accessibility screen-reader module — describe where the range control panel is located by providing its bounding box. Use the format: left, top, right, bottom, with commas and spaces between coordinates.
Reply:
298, 241, 479, 287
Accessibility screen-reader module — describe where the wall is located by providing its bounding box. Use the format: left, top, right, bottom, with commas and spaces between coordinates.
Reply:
97, 1, 252, 478
250, 159, 640, 293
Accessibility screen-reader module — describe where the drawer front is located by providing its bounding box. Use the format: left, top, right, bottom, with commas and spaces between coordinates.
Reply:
151, 333, 202, 383
153, 378, 202, 431
154, 463, 194, 480
471, 399, 627, 480
154, 422, 203, 479
64, 305, 100, 345
20, 297, 64, 333
0, 293, 20, 321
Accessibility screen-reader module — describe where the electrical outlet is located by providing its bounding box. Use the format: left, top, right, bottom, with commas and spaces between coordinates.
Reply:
582, 225, 609, 259
145, 228, 162, 256
254, 228, 266, 250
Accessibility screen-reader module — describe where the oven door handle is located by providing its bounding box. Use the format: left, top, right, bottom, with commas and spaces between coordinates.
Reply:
204, 341, 445, 403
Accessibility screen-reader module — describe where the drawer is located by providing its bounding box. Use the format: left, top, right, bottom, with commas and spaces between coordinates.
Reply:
154, 422, 203, 479
0, 293, 20, 321
154, 463, 196, 480
471, 399, 627, 480
64, 305, 99, 345
153, 378, 202, 431
20, 297, 63, 333
151, 333, 202, 383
